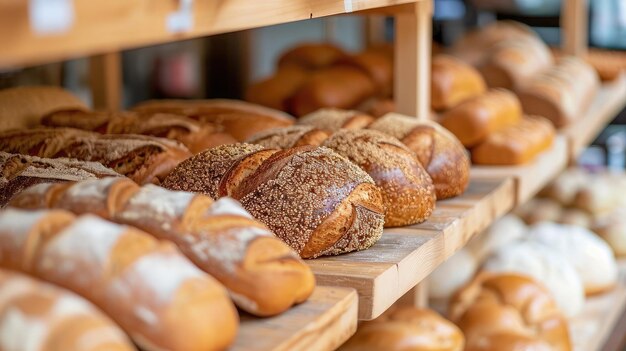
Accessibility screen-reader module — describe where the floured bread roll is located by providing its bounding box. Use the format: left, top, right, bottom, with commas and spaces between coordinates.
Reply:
527, 222, 618, 295
467, 214, 527, 262
593, 209, 626, 257
429, 248, 478, 299
482, 239, 584, 317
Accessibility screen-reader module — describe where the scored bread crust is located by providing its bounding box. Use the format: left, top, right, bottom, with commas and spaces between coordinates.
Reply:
247, 125, 331, 149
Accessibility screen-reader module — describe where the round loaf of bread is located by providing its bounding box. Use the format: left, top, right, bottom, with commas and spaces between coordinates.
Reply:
368, 113, 470, 199
449, 273, 571, 351
247, 125, 331, 149
429, 248, 478, 299
593, 210, 626, 257
297, 108, 375, 131
466, 214, 527, 262
339, 307, 464, 351
322, 129, 435, 227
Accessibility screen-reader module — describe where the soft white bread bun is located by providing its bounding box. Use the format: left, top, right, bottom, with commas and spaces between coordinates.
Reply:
593, 209, 626, 257
540, 168, 588, 205
429, 248, 478, 299
467, 214, 527, 262
527, 222, 618, 295
519, 198, 563, 225
572, 177, 620, 216
482, 239, 584, 317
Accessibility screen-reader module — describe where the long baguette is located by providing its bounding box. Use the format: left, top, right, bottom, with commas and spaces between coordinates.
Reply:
0, 209, 238, 351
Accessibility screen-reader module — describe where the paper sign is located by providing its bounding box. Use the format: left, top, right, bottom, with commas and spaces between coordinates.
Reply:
29, 0, 74, 35
167, 0, 194, 33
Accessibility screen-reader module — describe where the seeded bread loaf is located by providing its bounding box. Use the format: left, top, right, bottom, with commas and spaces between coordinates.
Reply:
431, 55, 487, 111
278, 43, 347, 70
297, 108, 375, 131
10, 178, 315, 316
163, 143, 385, 258
0, 209, 239, 351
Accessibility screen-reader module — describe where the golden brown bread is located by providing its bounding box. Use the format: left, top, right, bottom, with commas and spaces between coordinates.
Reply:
245, 65, 311, 110
357, 97, 396, 118
431, 55, 487, 111
471, 116, 555, 165
247, 125, 331, 149
440, 89, 522, 148
0, 209, 238, 351
339, 307, 464, 351
0, 268, 136, 351
322, 129, 436, 227
449, 273, 571, 351
336, 49, 394, 97
368, 113, 470, 199
197, 112, 293, 141
0, 128, 191, 184
278, 43, 347, 70
584, 49, 626, 82
289, 66, 377, 117
164, 143, 385, 258
297, 108, 375, 131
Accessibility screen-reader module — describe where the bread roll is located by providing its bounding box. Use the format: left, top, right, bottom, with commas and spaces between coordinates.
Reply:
0, 268, 136, 351
339, 307, 464, 351
558, 208, 592, 228
584, 48, 626, 82
471, 116, 555, 165
593, 209, 626, 257
431, 55, 487, 111
297, 108, 375, 131
289, 66, 377, 116
0, 86, 87, 132
429, 248, 478, 299
572, 176, 620, 216
278, 43, 347, 70
482, 239, 585, 317
322, 129, 435, 226
517, 198, 563, 225
247, 125, 331, 149
337, 49, 394, 97
439, 89, 522, 148
356, 97, 396, 118
541, 168, 589, 205
527, 222, 618, 295
0, 209, 238, 351
467, 214, 527, 262
449, 273, 571, 351
368, 113, 470, 199
245, 65, 310, 111
164, 144, 385, 258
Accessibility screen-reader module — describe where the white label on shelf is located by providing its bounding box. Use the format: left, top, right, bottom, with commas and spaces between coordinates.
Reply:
344, 0, 353, 13
167, 0, 194, 33
29, 0, 75, 35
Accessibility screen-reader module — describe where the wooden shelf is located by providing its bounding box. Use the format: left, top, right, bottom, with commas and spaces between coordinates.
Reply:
471, 135, 568, 206
234, 286, 358, 351
0, 0, 418, 68
571, 260, 626, 351
307, 177, 515, 320
562, 76, 626, 161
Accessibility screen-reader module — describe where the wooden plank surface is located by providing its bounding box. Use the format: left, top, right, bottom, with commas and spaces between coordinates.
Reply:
0, 0, 419, 69
234, 286, 358, 351
571, 260, 626, 351
471, 135, 568, 206
308, 177, 515, 320
562, 76, 626, 161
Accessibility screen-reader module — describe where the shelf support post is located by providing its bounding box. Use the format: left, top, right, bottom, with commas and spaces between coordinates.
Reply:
89, 52, 122, 111
394, 0, 433, 119
561, 0, 588, 57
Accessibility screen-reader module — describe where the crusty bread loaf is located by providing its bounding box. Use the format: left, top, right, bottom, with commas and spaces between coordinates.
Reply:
247, 125, 331, 149
0, 128, 191, 184
356, 97, 396, 118
289, 66, 377, 117
0, 209, 238, 351
431, 55, 487, 111
0, 86, 87, 132
440, 89, 522, 148
449, 273, 571, 351
164, 144, 385, 258
368, 113, 470, 199
584, 49, 626, 81
0, 268, 136, 351
336, 49, 394, 97
10, 177, 316, 316
246, 65, 311, 111
339, 307, 464, 351
297, 108, 375, 131
278, 43, 347, 70
322, 129, 436, 226
471, 116, 555, 165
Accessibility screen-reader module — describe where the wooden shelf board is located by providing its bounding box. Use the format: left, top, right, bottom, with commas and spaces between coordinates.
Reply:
562, 76, 626, 161
307, 177, 515, 320
471, 135, 568, 206
234, 286, 358, 351
571, 259, 626, 351
0, 0, 419, 68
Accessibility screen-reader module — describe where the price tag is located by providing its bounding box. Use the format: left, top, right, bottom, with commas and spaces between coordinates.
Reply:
618, 0, 626, 28
167, 0, 194, 33
29, 0, 74, 35
344, 0, 353, 13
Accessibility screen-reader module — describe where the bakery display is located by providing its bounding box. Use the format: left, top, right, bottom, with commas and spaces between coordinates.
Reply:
431, 55, 487, 111
163, 143, 385, 258
0, 268, 135, 351
449, 273, 572, 351
0, 208, 239, 351
0, 128, 191, 184
9, 177, 315, 317
339, 307, 464, 351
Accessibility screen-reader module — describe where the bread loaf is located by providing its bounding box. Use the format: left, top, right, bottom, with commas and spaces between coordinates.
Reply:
449, 273, 572, 351
339, 307, 464, 351
0, 128, 191, 184
322, 129, 436, 226
278, 43, 347, 70
10, 177, 316, 316
593, 209, 626, 257
440, 89, 522, 148
356, 97, 396, 118
297, 108, 375, 131
540, 168, 589, 205
245, 65, 310, 111
336, 49, 394, 97
0, 151, 121, 207
0, 268, 135, 351
163, 144, 385, 258
471, 116, 555, 165
368, 113, 470, 199
431, 55, 487, 111
0, 209, 238, 351
247, 125, 331, 149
